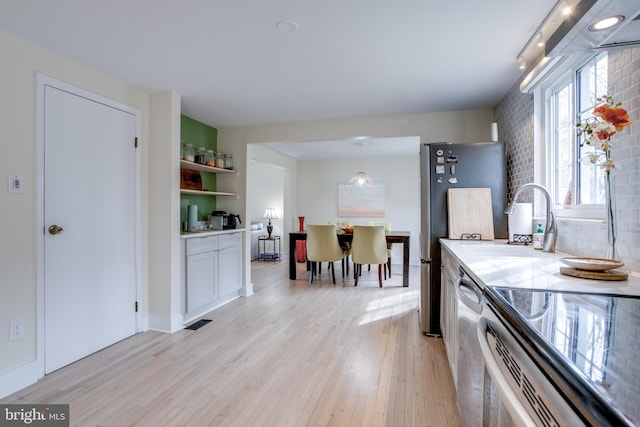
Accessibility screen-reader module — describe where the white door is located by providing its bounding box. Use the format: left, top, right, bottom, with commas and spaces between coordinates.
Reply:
43, 84, 137, 373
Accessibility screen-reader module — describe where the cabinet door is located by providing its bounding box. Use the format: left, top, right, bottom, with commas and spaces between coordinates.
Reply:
441, 247, 458, 384
444, 272, 458, 384
440, 248, 453, 339
440, 263, 449, 338
186, 250, 218, 312
218, 244, 242, 297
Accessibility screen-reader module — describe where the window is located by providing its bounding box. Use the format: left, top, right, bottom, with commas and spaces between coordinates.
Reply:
539, 52, 608, 218
551, 82, 574, 205
577, 54, 608, 205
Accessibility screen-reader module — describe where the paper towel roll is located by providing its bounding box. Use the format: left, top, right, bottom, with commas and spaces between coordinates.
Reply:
508, 203, 532, 242
490, 122, 499, 142
188, 205, 198, 231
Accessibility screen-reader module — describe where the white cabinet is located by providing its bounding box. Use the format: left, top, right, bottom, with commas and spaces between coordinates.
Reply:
218, 233, 242, 297
186, 249, 219, 312
182, 231, 243, 320
440, 245, 460, 385
185, 235, 220, 313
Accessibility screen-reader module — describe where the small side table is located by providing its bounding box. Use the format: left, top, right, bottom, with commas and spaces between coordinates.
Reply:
259, 235, 281, 261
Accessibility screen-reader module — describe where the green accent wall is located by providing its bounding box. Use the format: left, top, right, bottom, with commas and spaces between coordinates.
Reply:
180, 115, 218, 222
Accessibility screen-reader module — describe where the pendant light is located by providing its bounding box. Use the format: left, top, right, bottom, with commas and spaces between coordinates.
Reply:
347, 171, 376, 186
347, 141, 376, 187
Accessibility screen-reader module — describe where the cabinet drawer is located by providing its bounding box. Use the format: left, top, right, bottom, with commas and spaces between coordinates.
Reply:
219, 232, 241, 249
186, 235, 219, 255
442, 248, 460, 280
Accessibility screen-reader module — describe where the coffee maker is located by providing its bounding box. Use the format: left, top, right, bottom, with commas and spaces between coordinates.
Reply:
211, 211, 242, 229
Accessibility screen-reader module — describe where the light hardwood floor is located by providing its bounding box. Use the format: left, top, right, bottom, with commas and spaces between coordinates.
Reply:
2, 260, 461, 427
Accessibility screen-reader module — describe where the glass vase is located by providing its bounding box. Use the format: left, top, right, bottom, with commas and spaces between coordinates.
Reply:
296, 216, 307, 263
605, 172, 618, 260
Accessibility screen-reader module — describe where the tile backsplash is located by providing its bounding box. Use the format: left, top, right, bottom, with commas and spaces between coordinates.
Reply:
495, 48, 639, 271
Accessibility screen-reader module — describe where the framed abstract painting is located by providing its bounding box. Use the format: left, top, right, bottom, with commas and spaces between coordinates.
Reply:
337, 182, 385, 217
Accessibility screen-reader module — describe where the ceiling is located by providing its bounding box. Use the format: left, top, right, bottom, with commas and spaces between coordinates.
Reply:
263, 136, 421, 160
0, 1, 561, 158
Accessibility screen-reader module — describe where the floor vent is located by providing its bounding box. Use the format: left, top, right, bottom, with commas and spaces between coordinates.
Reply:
185, 319, 212, 330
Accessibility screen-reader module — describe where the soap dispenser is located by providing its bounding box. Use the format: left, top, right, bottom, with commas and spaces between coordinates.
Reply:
533, 223, 544, 250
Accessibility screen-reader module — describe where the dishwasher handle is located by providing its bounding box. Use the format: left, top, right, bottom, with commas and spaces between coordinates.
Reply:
457, 267, 483, 314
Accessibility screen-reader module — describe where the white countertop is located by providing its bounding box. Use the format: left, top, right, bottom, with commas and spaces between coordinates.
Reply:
180, 228, 246, 239
440, 239, 640, 297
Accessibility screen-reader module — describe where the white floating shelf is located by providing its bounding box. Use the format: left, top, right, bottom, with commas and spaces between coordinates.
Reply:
180, 160, 238, 174
180, 189, 237, 197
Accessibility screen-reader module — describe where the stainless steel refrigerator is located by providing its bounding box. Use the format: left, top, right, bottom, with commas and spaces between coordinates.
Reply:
419, 142, 507, 336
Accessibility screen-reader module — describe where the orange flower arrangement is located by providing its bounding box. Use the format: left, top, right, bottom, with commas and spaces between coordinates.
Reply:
576, 95, 632, 260
577, 95, 632, 172
594, 103, 632, 130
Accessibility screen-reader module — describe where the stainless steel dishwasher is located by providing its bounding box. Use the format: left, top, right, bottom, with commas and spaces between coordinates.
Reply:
455, 267, 484, 427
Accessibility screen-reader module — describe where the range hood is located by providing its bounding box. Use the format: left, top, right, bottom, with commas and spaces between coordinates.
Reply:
546, 0, 640, 56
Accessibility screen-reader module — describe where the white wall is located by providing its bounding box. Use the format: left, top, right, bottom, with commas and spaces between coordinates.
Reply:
244, 147, 422, 265
248, 160, 285, 234
0, 29, 151, 395
245, 144, 297, 268
218, 109, 495, 270
147, 92, 183, 333
297, 157, 420, 264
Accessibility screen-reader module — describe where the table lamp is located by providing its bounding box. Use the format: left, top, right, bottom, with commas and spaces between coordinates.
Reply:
263, 208, 278, 237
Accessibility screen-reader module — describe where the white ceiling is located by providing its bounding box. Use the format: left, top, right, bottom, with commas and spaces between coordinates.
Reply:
0, 1, 561, 126
263, 136, 421, 160
0, 1, 563, 159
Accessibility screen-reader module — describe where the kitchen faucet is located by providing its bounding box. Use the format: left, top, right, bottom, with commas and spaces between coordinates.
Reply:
504, 183, 557, 252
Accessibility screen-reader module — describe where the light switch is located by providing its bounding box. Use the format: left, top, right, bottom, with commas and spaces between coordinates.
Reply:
8, 174, 24, 193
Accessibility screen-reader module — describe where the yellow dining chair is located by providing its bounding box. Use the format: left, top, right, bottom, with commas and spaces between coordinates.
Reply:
351, 225, 388, 287
365, 220, 392, 277
306, 224, 348, 284
328, 220, 352, 276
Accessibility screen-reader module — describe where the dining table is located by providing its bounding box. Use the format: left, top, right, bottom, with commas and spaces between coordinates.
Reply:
288, 231, 411, 287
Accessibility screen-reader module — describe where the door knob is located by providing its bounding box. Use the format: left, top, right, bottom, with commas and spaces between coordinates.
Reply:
48, 225, 64, 235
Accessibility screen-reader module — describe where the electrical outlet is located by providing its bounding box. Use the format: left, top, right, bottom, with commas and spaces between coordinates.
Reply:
9, 319, 24, 341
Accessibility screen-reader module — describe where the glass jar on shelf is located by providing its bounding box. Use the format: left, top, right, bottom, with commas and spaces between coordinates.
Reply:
183, 143, 195, 162
205, 149, 215, 166
224, 153, 233, 169
215, 152, 225, 169
195, 146, 206, 164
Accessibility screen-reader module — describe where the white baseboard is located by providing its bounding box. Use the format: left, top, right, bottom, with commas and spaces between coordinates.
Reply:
139, 314, 149, 332
0, 361, 39, 399
241, 282, 254, 297
147, 313, 183, 334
